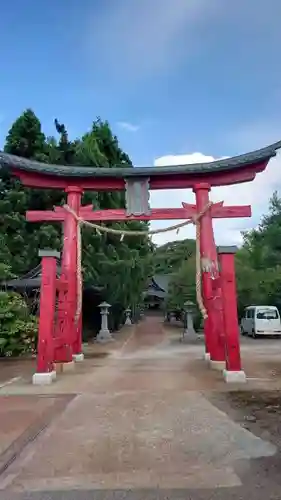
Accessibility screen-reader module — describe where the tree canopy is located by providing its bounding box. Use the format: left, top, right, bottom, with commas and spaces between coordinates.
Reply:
164, 191, 281, 320
153, 239, 195, 275
236, 191, 281, 315
0, 109, 152, 329
1, 108, 281, 342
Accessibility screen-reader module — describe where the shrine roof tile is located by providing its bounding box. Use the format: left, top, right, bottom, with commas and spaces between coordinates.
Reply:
0, 140, 281, 178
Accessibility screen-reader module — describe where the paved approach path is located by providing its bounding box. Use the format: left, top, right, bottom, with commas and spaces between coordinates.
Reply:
0, 316, 280, 499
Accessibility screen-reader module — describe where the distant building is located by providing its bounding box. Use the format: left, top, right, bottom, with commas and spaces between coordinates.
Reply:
144, 275, 171, 310
1, 262, 104, 339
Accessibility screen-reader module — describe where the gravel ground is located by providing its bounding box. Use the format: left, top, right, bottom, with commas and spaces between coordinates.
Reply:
1, 322, 281, 499
210, 390, 281, 447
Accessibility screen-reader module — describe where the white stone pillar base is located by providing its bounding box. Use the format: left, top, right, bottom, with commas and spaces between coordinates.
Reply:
73, 353, 84, 362
32, 371, 56, 385
210, 360, 225, 371
223, 369, 246, 383
125, 318, 132, 326
96, 330, 115, 343
203, 352, 211, 362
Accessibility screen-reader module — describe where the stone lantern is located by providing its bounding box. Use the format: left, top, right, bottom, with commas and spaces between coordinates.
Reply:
124, 307, 132, 325
182, 300, 196, 341
96, 302, 114, 343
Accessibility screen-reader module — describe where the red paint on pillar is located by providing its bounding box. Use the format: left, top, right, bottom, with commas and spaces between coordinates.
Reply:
193, 183, 225, 361
54, 186, 83, 361
218, 249, 242, 371
36, 253, 58, 373
64, 186, 82, 356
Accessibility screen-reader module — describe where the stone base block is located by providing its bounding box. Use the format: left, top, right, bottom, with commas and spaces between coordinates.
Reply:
223, 369, 246, 383
73, 353, 84, 362
55, 361, 75, 373
96, 330, 115, 343
203, 352, 211, 362
62, 360, 75, 372
210, 360, 225, 371
32, 371, 56, 385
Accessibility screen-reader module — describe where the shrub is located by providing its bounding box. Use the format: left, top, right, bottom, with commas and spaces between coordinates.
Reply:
0, 291, 38, 357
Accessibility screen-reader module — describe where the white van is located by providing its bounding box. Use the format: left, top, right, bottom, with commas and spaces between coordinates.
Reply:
241, 306, 281, 338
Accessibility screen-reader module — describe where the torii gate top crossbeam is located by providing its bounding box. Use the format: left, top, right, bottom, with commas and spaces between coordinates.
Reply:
0, 140, 280, 190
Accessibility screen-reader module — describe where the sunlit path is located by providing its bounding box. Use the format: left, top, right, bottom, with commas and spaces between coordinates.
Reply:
0, 315, 280, 499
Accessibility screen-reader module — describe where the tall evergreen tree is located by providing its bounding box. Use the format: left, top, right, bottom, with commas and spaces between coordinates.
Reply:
1, 111, 152, 327
1, 109, 61, 274
4, 109, 46, 160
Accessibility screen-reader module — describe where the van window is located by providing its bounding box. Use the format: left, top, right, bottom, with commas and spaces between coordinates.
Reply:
256, 309, 278, 320
246, 309, 254, 319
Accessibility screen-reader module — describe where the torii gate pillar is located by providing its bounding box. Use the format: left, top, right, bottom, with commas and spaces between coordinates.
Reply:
26, 186, 84, 365
57, 186, 83, 363
193, 183, 225, 365
218, 246, 246, 383
63, 186, 83, 361
32, 250, 59, 385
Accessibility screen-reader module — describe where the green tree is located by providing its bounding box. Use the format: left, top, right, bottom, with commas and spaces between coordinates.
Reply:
236, 191, 281, 314
166, 255, 197, 310
0, 291, 37, 357
72, 119, 152, 324
153, 239, 196, 274
4, 109, 46, 160
1, 110, 62, 275
1, 110, 152, 336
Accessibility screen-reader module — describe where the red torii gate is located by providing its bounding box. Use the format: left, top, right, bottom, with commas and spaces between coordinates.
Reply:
1, 139, 280, 383
27, 195, 251, 367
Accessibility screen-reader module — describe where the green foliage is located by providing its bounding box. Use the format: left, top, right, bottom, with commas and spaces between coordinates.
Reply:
153, 239, 201, 328
165, 254, 202, 329
1, 109, 152, 339
2, 109, 281, 343
236, 191, 281, 316
1, 110, 62, 275
166, 255, 196, 310
153, 238, 197, 308
153, 239, 196, 274
163, 191, 281, 324
4, 109, 46, 160
0, 291, 38, 357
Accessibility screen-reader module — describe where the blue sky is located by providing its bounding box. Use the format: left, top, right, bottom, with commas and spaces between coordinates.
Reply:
1, 0, 281, 162
1, 0, 281, 244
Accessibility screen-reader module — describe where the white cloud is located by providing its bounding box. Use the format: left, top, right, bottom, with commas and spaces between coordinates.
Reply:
117, 121, 140, 133
150, 150, 281, 247
154, 152, 215, 166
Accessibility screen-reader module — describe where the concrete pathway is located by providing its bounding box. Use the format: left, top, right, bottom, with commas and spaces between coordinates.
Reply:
0, 317, 280, 499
